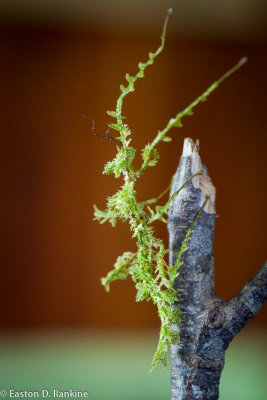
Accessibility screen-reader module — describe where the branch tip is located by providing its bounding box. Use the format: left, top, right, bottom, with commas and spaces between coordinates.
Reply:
239, 56, 248, 66
162, 8, 172, 39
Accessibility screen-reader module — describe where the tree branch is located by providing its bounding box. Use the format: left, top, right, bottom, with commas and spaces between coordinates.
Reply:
223, 261, 267, 344
168, 138, 266, 400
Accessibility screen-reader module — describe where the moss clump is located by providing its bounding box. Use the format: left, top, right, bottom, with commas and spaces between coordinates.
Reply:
92, 9, 246, 370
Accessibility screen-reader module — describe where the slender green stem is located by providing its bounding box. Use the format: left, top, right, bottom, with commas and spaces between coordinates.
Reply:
115, 8, 173, 136
173, 195, 210, 275
149, 171, 203, 223
138, 177, 173, 207
139, 57, 247, 173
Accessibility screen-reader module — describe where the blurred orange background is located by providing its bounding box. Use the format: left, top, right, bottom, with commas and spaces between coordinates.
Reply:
1, 0, 266, 333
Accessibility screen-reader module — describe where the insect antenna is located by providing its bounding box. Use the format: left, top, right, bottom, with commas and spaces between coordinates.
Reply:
83, 115, 122, 148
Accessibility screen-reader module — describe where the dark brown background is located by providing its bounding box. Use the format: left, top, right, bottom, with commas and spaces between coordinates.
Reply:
0, 2, 266, 332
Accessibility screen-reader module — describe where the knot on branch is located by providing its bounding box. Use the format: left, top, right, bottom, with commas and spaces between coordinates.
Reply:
189, 354, 224, 372
207, 305, 225, 329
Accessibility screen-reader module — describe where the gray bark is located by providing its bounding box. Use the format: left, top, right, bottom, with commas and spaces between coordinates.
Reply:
168, 138, 267, 400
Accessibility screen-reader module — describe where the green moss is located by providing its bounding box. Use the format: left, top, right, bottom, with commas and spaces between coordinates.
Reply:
93, 9, 246, 370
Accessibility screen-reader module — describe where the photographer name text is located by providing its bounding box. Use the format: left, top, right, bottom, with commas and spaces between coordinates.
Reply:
0, 389, 88, 398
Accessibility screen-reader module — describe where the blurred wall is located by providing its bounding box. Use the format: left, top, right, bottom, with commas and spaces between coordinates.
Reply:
0, 2, 266, 331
